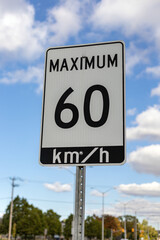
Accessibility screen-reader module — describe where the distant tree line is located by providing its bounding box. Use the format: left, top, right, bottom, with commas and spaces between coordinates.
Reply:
0, 196, 61, 239
0, 196, 158, 240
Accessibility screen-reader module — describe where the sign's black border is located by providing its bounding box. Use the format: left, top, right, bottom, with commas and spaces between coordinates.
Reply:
40, 41, 125, 166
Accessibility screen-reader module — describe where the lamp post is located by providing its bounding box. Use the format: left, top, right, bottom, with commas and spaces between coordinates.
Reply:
131, 206, 148, 240
102, 192, 105, 240
99, 188, 114, 240
116, 200, 135, 240
124, 203, 127, 240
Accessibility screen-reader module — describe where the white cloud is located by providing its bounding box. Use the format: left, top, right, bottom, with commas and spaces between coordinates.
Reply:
86, 206, 124, 218
90, 0, 160, 48
44, 182, 72, 192
151, 84, 160, 97
113, 199, 160, 216
0, 0, 85, 61
87, 199, 160, 217
127, 106, 160, 141
126, 42, 149, 75
2, 0, 160, 65
90, 187, 113, 197
91, 190, 108, 197
128, 144, 160, 176
0, 0, 86, 88
47, 0, 83, 45
146, 66, 160, 97
146, 66, 160, 78
117, 182, 160, 197
127, 108, 137, 116
0, 66, 44, 93
0, 0, 47, 60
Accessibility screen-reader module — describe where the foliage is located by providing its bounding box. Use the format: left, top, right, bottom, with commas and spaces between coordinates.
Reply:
0, 197, 158, 240
103, 215, 122, 238
85, 215, 101, 240
0, 196, 61, 238
118, 215, 139, 240
63, 214, 73, 240
44, 209, 61, 236
138, 219, 158, 240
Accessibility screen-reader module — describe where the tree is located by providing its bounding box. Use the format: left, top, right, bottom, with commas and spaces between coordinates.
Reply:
0, 218, 3, 233
1, 196, 46, 238
44, 209, 61, 237
118, 215, 139, 240
1, 196, 63, 239
85, 215, 101, 240
125, 215, 136, 240
138, 219, 158, 240
63, 214, 73, 240
103, 215, 122, 238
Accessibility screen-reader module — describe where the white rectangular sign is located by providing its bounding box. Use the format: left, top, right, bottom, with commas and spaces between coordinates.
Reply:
40, 41, 125, 166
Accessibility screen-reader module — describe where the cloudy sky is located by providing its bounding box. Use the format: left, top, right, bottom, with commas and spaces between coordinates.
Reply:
1, 0, 160, 226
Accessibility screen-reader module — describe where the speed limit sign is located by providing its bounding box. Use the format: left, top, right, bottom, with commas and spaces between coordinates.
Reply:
40, 41, 125, 166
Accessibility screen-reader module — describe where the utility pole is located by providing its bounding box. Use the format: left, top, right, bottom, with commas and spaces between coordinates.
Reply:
102, 192, 105, 240
111, 229, 113, 240
119, 200, 134, 240
124, 203, 127, 240
8, 177, 19, 240
90, 186, 113, 240
101, 188, 113, 240
134, 211, 137, 240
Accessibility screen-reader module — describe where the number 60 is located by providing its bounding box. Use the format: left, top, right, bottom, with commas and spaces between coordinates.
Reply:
55, 84, 109, 128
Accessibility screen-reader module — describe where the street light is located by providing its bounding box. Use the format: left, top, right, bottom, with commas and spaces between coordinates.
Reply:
121, 202, 148, 240
91, 187, 113, 240
116, 200, 135, 240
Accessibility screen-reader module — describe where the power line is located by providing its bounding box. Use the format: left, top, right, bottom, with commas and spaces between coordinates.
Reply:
0, 176, 115, 191
27, 198, 113, 206
0, 196, 113, 206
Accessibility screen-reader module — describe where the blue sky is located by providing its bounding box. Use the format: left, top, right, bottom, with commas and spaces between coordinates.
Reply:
1, 0, 160, 228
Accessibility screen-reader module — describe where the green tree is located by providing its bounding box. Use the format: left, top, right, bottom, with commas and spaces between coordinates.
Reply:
44, 209, 61, 237
85, 215, 101, 240
12, 223, 16, 238
63, 214, 73, 240
138, 219, 158, 240
0, 217, 3, 233
118, 215, 139, 240
1, 196, 46, 238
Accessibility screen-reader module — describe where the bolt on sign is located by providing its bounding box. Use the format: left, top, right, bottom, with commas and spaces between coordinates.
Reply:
40, 41, 125, 166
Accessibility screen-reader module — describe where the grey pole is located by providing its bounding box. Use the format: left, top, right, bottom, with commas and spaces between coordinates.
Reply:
8, 178, 15, 240
102, 193, 104, 240
134, 211, 137, 240
147, 225, 150, 240
8, 177, 20, 240
124, 204, 127, 240
73, 166, 86, 240
101, 188, 113, 240
111, 229, 113, 240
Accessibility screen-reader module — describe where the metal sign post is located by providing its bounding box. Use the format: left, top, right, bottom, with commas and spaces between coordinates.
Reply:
73, 166, 86, 240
